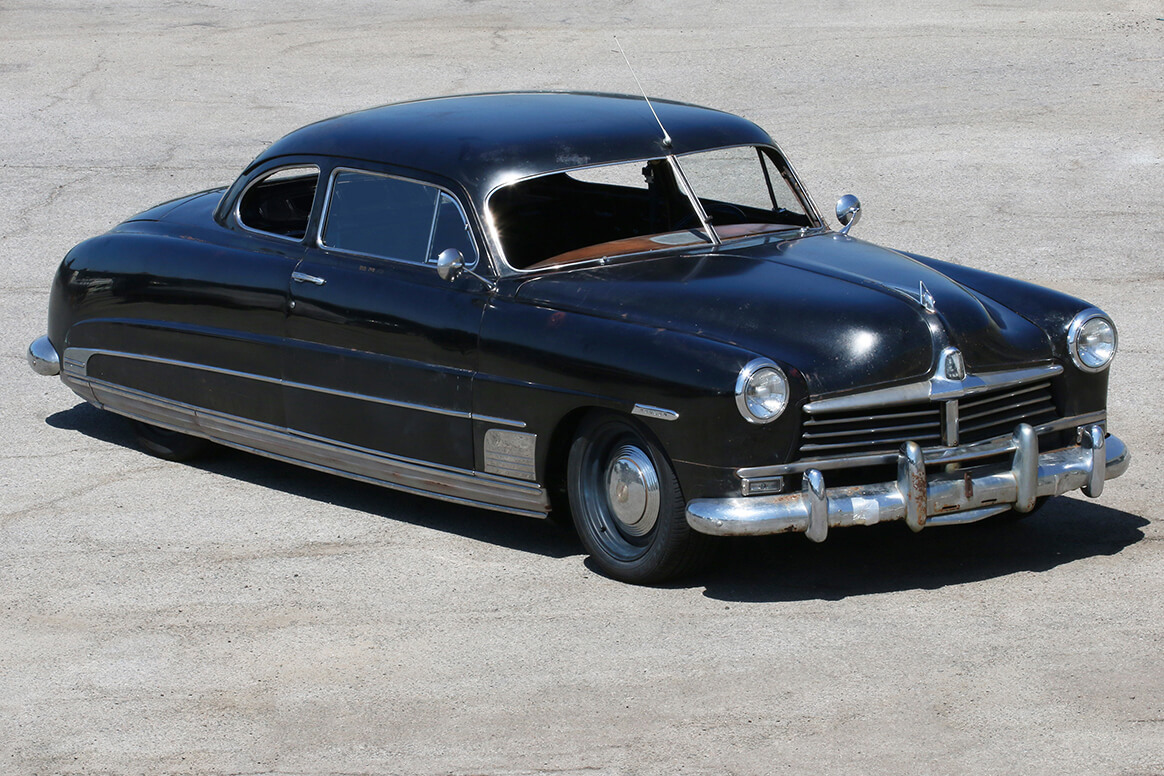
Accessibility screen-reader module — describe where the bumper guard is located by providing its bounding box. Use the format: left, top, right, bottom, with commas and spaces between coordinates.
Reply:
686, 423, 1130, 539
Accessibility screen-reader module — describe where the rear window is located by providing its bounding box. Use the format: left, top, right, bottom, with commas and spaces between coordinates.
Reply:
236, 165, 319, 240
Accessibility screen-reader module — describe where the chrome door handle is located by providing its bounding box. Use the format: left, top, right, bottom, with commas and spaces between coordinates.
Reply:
291, 271, 327, 286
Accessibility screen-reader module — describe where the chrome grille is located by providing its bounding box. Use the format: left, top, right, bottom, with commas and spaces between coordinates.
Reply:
957, 380, 1057, 443
800, 405, 942, 455
800, 378, 1059, 460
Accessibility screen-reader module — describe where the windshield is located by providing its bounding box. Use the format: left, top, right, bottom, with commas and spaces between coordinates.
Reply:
675, 145, 811, 238
488, 146, 815, 271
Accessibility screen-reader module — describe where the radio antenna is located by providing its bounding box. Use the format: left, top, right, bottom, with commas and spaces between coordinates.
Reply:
614, 36, 672, 148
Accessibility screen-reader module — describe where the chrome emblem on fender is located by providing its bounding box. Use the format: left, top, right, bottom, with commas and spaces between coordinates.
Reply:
919, 281, 936, 313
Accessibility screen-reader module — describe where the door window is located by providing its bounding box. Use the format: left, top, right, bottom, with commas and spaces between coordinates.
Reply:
320, 169, 478, 268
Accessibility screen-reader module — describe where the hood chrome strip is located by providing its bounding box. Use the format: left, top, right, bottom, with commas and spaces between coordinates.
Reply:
804, 363, 1063, 415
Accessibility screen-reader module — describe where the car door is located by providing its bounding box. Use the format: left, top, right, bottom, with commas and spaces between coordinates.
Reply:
283, 166, 487, 470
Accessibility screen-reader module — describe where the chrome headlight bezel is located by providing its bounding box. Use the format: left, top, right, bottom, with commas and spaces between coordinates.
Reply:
735, 358, 790, 424
1067, 308, 1117, 373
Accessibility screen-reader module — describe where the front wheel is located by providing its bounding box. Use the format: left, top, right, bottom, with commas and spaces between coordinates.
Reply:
567, 412, 709, 584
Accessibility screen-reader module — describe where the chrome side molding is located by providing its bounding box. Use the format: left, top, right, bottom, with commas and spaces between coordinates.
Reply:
61, 370, 550, 519
61, 346, 525, 427
632, 403, 679, 421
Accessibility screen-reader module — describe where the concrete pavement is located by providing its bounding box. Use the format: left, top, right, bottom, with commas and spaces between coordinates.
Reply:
3, 2, 1161, 773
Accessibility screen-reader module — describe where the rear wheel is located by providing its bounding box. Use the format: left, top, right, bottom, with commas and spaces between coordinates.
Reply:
129, 420, 213, 462
567, 412, 708, 584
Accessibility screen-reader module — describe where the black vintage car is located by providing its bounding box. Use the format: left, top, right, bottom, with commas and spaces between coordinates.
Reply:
28, 92, 1129, 583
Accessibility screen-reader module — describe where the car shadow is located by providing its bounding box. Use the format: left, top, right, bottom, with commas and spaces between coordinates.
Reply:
45, 403, 578, 559
48, 403, 1147, 595
693, 499, 1148, 602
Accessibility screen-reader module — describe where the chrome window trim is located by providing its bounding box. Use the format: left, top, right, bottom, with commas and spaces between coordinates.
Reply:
424, 191, 443, 263
315, 166, 480, 270
1066, 307, 1117, 373
232, 163, 321, 243
62, 346, 526, 429
666, 154, 719, 246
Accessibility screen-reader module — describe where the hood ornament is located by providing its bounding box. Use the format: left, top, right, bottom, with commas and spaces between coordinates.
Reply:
918, 281, 936, 313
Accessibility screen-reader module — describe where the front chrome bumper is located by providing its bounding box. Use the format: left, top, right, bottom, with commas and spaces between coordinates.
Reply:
686, 423, 1130, 539
27, 335, 60, 376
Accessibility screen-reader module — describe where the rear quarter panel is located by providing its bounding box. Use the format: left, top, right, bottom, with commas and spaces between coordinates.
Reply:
48, 209, 297, 426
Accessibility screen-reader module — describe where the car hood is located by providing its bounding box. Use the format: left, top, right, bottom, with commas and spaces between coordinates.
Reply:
511, 233, 1053, 396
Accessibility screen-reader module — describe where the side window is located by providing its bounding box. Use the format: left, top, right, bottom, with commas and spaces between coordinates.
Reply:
237, 165, 319, 240
320, 169, 479, 268
429, 192, 479, 267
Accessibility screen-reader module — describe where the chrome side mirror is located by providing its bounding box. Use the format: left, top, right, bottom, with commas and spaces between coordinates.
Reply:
835, 194, 862, 235
436, 248, 465, 281
435, 247, 497, 291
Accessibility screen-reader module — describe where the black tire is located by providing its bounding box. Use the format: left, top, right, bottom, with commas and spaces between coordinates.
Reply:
567, 412, 709, 584
129, 419, 213, 462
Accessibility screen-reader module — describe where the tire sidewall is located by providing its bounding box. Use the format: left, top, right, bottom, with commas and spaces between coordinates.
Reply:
567, 412, 695, 584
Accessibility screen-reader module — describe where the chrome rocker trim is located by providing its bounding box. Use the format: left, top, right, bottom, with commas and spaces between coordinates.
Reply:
27, 336, 61, 376
59, 361, 550, 519
686, 423, 1130, 539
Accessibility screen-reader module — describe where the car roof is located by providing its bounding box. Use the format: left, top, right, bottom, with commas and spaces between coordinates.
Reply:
253, 91, 775, 201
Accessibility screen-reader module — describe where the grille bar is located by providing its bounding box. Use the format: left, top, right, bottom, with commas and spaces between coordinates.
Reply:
961, 393, 1054, 423
803, 419, 940, 441
804, 408, 939, 428
800, 431, 943, 454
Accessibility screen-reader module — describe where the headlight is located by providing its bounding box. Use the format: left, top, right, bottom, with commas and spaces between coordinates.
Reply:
1068, 309, 1117, 372
735, 358, 790, 424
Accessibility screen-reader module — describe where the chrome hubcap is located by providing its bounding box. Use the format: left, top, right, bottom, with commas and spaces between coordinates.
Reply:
604, 445, 660, 537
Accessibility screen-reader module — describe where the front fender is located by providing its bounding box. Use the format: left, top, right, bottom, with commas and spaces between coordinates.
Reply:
475, 295, 805, 497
